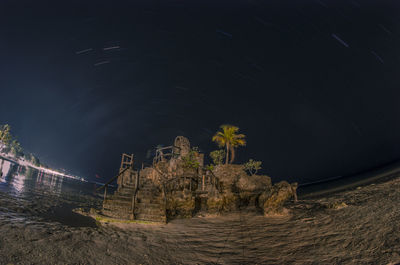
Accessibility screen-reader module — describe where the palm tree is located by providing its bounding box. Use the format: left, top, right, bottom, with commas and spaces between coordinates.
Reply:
212, 125, 246, 164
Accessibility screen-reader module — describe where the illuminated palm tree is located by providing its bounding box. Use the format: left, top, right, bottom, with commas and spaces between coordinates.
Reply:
212, 125, 246, 164
229, 131, 246, 164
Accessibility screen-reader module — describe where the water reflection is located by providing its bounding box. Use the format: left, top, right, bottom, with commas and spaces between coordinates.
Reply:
34, 169, 64, 195
0, 159, 12, 180
0, 158, 96, 198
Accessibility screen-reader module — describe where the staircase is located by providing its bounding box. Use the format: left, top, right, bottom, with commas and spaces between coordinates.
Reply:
134, 178, 167, 223
102, 178, 166, 222
102, 182, 136, 219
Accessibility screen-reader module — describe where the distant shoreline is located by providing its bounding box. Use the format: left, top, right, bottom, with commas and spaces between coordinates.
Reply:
0, 153, 86, 182
299, 160, 400, 199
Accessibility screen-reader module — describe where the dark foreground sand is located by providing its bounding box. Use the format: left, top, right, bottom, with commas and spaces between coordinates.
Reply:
1, 177, 400, 265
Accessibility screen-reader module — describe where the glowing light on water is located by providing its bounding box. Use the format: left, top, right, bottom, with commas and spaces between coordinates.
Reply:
35, 172, 64, 195
0, 160, 12, 182
10, 172, 26, 192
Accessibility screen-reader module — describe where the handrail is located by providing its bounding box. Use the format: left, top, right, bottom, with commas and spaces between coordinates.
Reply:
156, 145, 181, 151
131, 170, 140, 219
153, 145, 182, 164
96, 166, 130, 191
203, 167, 222, 193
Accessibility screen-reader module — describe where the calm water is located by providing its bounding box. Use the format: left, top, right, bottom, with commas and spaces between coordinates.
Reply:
0, 158, 101, 198
0, 158, 105, 226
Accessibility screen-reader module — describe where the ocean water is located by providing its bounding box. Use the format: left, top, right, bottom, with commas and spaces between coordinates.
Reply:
0, 158, 104, 227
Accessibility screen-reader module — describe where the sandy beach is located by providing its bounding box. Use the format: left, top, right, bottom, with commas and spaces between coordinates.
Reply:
1, 171, 400, 264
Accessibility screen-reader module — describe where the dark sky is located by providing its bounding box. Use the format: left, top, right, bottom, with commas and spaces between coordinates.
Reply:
0, 0, 399, 183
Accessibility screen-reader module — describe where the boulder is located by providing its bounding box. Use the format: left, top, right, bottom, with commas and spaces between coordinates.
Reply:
212, 164, 275, 210
213, 164, 244, 191
236, 174, 272, 208
206, 192, 239, 213
259, 181, 298, 215
236, 174, 272, 192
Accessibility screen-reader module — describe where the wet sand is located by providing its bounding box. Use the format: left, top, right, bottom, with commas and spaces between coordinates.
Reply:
1, 174, 400, 264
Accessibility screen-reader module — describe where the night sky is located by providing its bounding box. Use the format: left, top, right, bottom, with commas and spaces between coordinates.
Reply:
1, 0, 399, 183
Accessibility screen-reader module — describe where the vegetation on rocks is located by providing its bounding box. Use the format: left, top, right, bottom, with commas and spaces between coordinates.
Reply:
166, 195, 196, 219
105, 124, 299, 222
182, 147, 201, 170
243, 159, 262, 175
209, 149, 225, 165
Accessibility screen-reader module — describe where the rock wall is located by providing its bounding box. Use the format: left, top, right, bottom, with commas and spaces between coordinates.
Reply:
208, 164, 297, 215
258, 181, 298, 215
166, 192, 195, 220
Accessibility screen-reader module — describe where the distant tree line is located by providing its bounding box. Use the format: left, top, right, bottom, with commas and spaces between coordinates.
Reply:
0, 124, 41, 166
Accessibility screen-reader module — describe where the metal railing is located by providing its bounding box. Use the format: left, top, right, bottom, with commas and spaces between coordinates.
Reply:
153, 145, 181, 166
96, 166, 130, 202
201, 168, 222, 193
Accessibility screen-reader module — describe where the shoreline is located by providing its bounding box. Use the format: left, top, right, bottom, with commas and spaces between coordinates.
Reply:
298, 160, 400, 199
0, 153, 86, 182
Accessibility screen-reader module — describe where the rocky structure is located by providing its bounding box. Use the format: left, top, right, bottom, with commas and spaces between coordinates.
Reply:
203, 164, 297, 215
99, 136, 298, 222
258, 181, 298, 215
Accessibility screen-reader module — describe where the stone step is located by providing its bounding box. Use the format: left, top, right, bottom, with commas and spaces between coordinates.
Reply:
103, 205, 132, 213
104, 199, 132, 207
116, 190, 135, 197
123, 182, 136, 187
135, 213, 166, 223
137, 190, 161, 197
101, 209, 132, 220
116, 190, 135, 196
136, 202, 163, 209
102, 208, 132, 218
137, 197, 164, 204
139, 187, 160, 192
135, 208, 165, 215
111, 194, 133, 201
121, 186, 136, 191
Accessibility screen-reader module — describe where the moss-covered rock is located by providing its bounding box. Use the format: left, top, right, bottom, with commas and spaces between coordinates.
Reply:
221, 192, 239, 212
259, 181, 297, 215
166, 195, 195, 219
237, 174, 272, 207
206, 195, 224, 213
205, 192, 239, 213
236, 174, 272, 192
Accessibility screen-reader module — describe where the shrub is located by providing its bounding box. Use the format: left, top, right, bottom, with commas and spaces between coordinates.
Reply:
244, 159, 262, 175
209, 149, 225, 165
182, 147, 200, 169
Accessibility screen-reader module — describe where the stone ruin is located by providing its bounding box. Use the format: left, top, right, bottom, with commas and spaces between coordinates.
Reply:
100, 136, 298, 222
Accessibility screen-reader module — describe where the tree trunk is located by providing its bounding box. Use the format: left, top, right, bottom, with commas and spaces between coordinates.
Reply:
225, 143, 230, 165
230, 146, 235, 164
